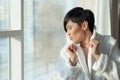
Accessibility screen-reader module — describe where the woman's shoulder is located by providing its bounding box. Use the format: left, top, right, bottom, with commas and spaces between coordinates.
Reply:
96, 32, 116, 45
59, 45, 68, 59
96, 32, 117, 53
96, 32, 117, 55
60, 45, 67, 52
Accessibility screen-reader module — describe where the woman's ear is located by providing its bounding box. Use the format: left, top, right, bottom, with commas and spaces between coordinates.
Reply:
82, 21, 88, 31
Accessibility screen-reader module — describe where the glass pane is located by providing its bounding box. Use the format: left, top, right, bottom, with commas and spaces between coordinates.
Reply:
24, 0, 79, 80
0, 0, 21, 31
0, 0, 10, 30
0, 38, 9, 80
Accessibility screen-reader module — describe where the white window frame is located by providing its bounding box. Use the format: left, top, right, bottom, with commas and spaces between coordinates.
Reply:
0, 0, 24, 80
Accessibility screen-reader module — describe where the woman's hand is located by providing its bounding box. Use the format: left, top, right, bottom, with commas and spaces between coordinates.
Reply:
66, 44, 77, 66
90, 39, 100, 61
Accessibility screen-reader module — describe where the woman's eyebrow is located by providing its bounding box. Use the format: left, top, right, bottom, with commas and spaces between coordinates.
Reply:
66, 25, 71, 28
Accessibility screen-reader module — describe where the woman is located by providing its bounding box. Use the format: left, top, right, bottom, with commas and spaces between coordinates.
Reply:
56, 7, 120, 80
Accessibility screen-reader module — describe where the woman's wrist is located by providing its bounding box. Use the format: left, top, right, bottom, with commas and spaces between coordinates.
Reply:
93, 53, 100, 61
69, 56, 77, 66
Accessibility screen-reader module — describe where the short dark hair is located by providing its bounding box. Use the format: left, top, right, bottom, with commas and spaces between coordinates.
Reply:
64, 7, 95, 32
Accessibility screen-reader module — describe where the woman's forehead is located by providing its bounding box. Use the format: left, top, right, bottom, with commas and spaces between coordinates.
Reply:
66, 20, 79, 27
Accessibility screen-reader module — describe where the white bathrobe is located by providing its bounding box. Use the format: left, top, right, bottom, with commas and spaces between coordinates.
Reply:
56, 32, 120, 80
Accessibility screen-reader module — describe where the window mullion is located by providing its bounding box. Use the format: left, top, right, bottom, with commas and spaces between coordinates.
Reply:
0, 30, 23, 38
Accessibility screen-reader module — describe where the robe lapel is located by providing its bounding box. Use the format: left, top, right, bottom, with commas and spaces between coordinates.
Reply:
76, 45, 90, 80
75, 31, 96, 80
88, 30, 96, 79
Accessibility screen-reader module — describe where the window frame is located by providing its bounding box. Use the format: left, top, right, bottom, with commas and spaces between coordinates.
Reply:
0, 0, 24, 80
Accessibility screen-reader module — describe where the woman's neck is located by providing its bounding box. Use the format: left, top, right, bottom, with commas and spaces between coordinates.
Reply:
81, 31, 93, 48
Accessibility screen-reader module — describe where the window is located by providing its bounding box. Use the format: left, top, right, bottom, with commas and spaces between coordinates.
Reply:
0, 0, 9, 30
0, 38, 9, 80
24, 0, 79, 80
0, 0, 23, 80
0, 0, 96, 80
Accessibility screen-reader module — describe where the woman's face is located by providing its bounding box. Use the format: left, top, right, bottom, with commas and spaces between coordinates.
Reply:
66, 20, 84, 43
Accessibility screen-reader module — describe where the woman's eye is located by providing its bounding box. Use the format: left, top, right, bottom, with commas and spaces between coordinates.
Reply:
68, 26, 72, 30
66, 26, 72, 31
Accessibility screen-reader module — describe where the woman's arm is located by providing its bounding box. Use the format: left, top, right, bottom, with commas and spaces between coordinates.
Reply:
92, 43, 120, 80
56, 48, 83, 80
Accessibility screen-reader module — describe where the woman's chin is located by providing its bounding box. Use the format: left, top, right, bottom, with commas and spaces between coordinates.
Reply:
72, 41, 80, 44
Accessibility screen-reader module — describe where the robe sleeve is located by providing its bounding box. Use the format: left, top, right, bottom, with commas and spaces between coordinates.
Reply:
92, 42, 120, 80
56, 48, 84, 80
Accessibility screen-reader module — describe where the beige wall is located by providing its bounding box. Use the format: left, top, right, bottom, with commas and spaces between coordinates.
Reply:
78, 0, 96, 13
